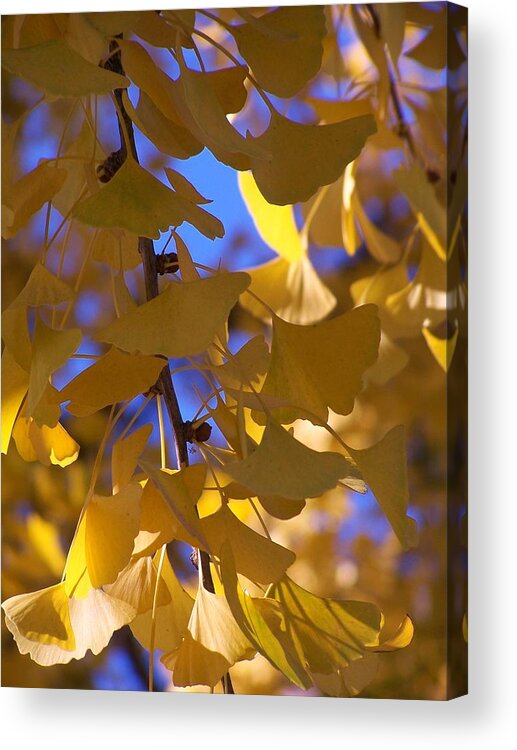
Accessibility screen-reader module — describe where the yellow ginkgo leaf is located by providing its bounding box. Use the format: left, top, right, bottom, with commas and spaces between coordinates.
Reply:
258, 305, 380, 424
130, 551, 193, 652
257, 494, 306, 521
270, 576, 382, 673
2, 163, 67, 239
346, 426, 417, 550
250, 111, 376, 205
422, 323, 459, 372
238, 171, 304, 262
8, 262, 74, 309
1, 39, 129, 97
111, 423, 153, 493
1, 582, 74, 650
311, 653, 379, 697
3, 587, 136, 666
91, 229, 141, 271
1, 349, 29, 454
58, 347, 166, 417
225, 419, 351, 501
162, 630, 232, 688
212, 336, 269, 392
201, 504, 295, 585
133, 479, 180, 556
74, 158, 224, 240
231, 6, 326, 97
140, 463, 207, 549
164, 167, 212, 204
27, 316, 81, 416
188, 585, 254, 665
2, 305, 32, 371
85, 488, 142, 588
65, 485, 142, 593
104, 556, 171, 614
123, 90, 202, 160
240, 255, 336, 325
97, 273, 250, 359
13, 416, 80, 468
394, 165, 446, 260
371, 614, 415, 652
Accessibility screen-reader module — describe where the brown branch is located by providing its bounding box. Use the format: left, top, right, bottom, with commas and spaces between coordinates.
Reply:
102, 39, 216, 596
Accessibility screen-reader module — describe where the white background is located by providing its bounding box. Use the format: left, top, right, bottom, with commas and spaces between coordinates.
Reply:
1, 1, 516, 748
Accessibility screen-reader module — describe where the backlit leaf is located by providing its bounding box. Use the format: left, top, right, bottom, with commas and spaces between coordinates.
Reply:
96, 273, 250, 359
111, 423, 153, 493
13, 417, 80, 468
1, 39, 129, 97
2, 163, 66, 239
1, 349, 29, 454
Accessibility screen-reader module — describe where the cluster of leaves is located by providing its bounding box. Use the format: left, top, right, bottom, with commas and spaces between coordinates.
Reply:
1, 4, 466, 696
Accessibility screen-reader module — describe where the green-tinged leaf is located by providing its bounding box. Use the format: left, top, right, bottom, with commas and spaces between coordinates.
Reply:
96, 273, 250, 359
58, 347, 166, 417
27, 317, 81, 416
9, 262, 74, 309
2, 163, 66, 239
346, 426, 417, 550
202, 504, 295, 585
312, 653, 379, 697
232, 6, 326, 97
164, 168, 212, 204
270, 576, 382, 673
258, 305, 380, 424
74, 158, 224, 240
225, 419, 351, 500
219, 543, 311, 689
1, 39, 129, 97
213, 336, 269, 392
91, 229, 141, 271
250, 111, 376, 205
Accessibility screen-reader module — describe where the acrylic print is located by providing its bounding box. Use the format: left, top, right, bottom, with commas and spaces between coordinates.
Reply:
1, 3, 467, 699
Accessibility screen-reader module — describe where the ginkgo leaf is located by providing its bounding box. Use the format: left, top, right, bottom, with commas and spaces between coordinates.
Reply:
219, 543, 311, 689
2, 306, 32, 371
164, 167, 212, 204
112, 271, 137, 316
311, 653, 379, 697
346, 426, 417, 550
238, 170, 305, 262
2, 163, 67, 239
123, 90, 202, 160
26, 316, 81, 416
394, 166, 446, 260
257, 305, 380, 424
13, 417, 80, 468
133, 479, 180, 556
162, 630, 232, 688
225, 419, 351, 500
240, 255, 337, 325
104, 556, 171, 615
3, 586, 136, 666
376, 3, 406, 66
212, 336, 269, 392
250, 111, 376, 205
140, 463, 208, 549
231, 6, 326, 97
1, 582, 74, 650
96, 273, 250, 359
366, 333, 410, 386
422, 323, 459, 372
188, 584, 254, 666
353, 190, 402, 264
58, 347, 166, 417
8, 262, 74, 309
270, 576, 382, 673
1, 349, 29, 454
74, 158, 224, 240
91, 229, 141, 271
1, 39, 129, 97
201, 504, 295, 585
111, 424, 153, 493
130, 551, 193, 652
371, 614, 415, 652
174, 49, 268, 162
257, 494, 306, 521
65, 485, 142, 593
